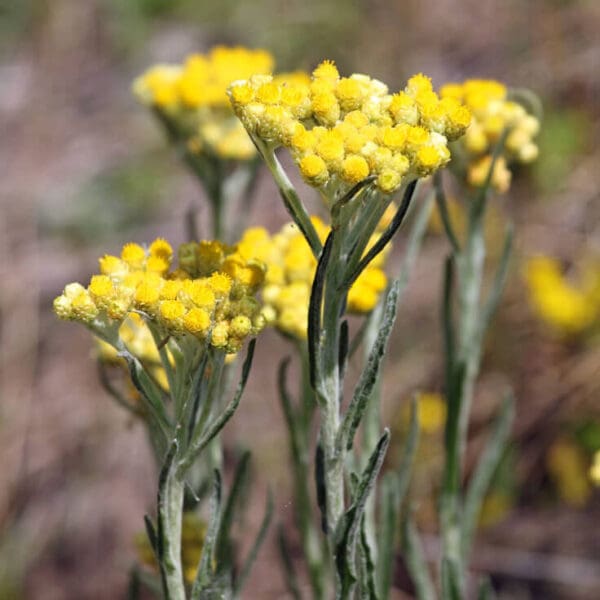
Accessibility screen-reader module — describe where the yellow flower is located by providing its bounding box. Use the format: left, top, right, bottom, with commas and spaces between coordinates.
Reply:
229, 61, 470, 196
440, 79, 540, 193
133, 46, 286, 161
524, 256, 598, 335
54, 237, 267, 354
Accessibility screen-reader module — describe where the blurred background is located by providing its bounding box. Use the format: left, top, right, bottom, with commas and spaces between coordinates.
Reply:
1, 0, 599, 597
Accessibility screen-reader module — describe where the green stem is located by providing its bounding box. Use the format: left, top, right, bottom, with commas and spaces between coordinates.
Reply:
255, 141, 322, 257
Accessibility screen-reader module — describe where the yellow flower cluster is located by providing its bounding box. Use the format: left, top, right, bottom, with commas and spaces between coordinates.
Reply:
228, 62, 471, 196
232, 216, 390, 339
133, 46, 309, 161
54, 238, 266, 353
524, 256, 600, 335
440, 79, 540, 193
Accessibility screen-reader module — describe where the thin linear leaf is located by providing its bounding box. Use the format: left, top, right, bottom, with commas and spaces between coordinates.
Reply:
402, 513, 436, 600
277, 525, 302, 600
121, 350, 172, 435
462, 392, 514, 559
179, 339, 256, 475
278, 357, 302, 465
442, 255, 456, 391
376, 475, 399, 599
394, 189, 435, 301
215, 451, 251, 567
433, 171, 461, 253
334, 430, 390, 599
338, 282, 400, 452
480, 224, 513, 333
341, 179, 418, 290
127, 566, 141, 600
97, 360, 142, 416
377, 400, 420, 597
359, 516, 379, 600
236, 490, 274, 592
254, 138, 322, 256
185, 351, 210, 444
441, 557, 462, 600
191, 470, 222, 599
339, 319, 349, 380
308, 232, 334, 390
331, 175, 376, 221
397, 399, 420, 504
315, 442, 328, 534
156, 440, 180, 599
144, 515, 158, 556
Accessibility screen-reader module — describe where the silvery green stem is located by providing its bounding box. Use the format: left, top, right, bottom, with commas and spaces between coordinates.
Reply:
255, 142, 322, 257
360, 305, 384, 561
160, 473, 186, 600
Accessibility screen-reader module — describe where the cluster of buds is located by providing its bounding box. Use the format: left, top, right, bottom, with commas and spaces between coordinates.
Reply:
228, 61, 471, 197
440, 79, 540, 193
54, 238, 266, 353
133, 46, 308, 161
524, 256, 600, 335
233, 215, 391, 340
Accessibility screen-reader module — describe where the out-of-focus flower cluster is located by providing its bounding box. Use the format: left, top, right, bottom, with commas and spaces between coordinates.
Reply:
133, 46, 308, 161
234, 213, 392, 339
54, 238, 266, 353
524, 256, 600, 336
440, 79, 540, 193
228, 61, 470, 196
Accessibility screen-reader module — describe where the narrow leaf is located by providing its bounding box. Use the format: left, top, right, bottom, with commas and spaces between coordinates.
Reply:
278, 357, 302, 465
121, 350, 172, 435
191, 470, 222, 599
143, 515, 158, 556
236, 490, 274, 591
342, 179, 418, 290
441, 557, 462, 600
462, 392, 514, 559
277, 525, 302, 600
339, 282, 400, 452
315, 442, 328, 534
334, 430, 390, 599
397, 399, 420, 504
402, 513, 436, 600
216, 451, 251, 567
359, 516, 380, 600
179, 339, 256, 475
338, 319, 349, 380
480, 224, 513, 333
376, 475, 399, 599
442, 255, 456, 391
394, 189, 435, 301
433, 171, 461, 253
377, 400, 420, 598
308, 232, 334, 390
331, 175, 376, 220
156, 440, 180, 598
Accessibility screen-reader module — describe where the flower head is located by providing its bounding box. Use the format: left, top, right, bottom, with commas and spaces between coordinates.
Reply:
133, 46, 308, 161
235, 217, 391, 339
54, 237, 266, 353
440, 79, 540, 193
229, 62, 470, 197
